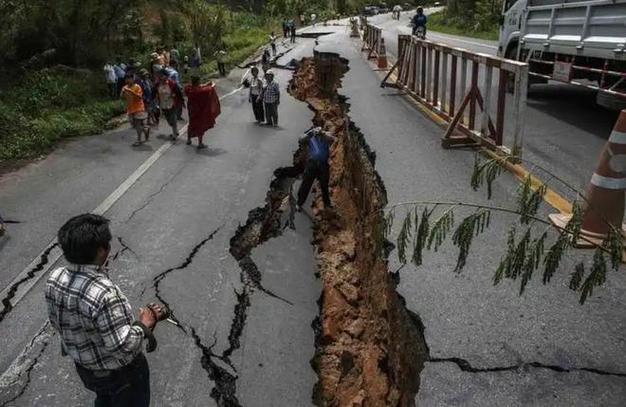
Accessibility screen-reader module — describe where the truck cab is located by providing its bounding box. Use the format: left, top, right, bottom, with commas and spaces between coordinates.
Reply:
497, 0, 626, 110
498, 0, 527, 59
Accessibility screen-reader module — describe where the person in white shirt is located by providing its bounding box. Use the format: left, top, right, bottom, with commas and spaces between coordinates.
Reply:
269, 32, 277, 56
103, 62, 117, 99
248, 66, 264, 123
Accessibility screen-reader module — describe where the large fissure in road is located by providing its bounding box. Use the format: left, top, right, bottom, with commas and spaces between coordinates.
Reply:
290, 52, 428, 406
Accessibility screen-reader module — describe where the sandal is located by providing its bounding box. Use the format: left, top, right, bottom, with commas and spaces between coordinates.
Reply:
132, 141, 143, 147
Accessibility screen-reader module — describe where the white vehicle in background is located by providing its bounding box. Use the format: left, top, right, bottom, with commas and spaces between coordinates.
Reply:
498, 0, 626, 109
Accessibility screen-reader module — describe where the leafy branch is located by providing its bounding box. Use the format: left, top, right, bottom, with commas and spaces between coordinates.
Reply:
384, 153, 623, 305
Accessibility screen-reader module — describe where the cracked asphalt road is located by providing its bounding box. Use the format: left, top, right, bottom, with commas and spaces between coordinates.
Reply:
0, 41, 320, 406
1, 21, 625, 407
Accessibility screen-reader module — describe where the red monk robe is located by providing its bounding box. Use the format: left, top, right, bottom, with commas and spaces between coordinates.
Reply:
184, 83, 221, 138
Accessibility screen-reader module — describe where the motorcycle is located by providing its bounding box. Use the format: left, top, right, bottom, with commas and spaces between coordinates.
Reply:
413, 25, 426, 39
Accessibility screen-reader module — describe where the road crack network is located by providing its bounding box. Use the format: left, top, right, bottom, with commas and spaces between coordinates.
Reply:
126, 163, 187, 222
149, 226, 222, 332
428, 356, 626, 377
0, 324, 53, 407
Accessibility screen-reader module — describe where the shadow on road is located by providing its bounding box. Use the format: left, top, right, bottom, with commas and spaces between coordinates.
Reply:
528, 84, 619, 139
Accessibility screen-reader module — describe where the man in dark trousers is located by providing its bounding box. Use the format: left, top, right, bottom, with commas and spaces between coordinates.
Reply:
296, 127, 337, 211
46, 214, 166, 407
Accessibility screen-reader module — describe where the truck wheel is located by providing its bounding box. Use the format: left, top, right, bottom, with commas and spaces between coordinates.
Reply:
596, 90, 626, 111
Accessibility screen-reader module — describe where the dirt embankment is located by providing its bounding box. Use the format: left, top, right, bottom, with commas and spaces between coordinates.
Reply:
290, 52, 428, 406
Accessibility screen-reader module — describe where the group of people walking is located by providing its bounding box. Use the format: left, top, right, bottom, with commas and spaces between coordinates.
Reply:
114, 46, 220, 149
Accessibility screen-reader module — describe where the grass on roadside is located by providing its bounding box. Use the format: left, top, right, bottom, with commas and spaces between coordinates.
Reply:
0, 69, 125, 161
428, 11, 499, 41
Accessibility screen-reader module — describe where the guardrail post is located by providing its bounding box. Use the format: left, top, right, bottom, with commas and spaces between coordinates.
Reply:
441, 52, 448, 113
450, 55, 457, 117
481, 64, 493, 139
460, 59, 467, 124
512, 64, 528, 158
469, 62, 479, 130
433, 49, 440, 108
496, 69, 507, 146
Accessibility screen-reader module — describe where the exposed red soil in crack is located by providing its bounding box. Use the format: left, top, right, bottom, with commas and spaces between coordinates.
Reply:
291, 54, 427, 406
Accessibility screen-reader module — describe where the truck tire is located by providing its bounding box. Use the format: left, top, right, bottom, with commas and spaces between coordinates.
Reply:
596, 90, 626, 111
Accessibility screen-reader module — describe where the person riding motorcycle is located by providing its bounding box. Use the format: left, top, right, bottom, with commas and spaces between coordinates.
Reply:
411, 7, 427, 38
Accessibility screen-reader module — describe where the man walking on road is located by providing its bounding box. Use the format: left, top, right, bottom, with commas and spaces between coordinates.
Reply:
262, 70, 280, 127
296, 127, 336, 211
215, 48, 227, 77
248, 66, 264, 123
156, 69, 184, 140
46, 214, 166, 407
290, 21, 297, 44
269, 32, 277, 56
184, 75, 221, 149
121, 74, 150, 147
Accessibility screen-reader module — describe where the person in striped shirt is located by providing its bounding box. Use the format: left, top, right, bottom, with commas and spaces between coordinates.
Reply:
262, 70, 280, 127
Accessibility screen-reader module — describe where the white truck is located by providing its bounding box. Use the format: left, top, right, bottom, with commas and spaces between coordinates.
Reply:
497, 0, 626, 109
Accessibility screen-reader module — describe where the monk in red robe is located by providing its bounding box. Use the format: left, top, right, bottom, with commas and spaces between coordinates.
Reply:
184, 75, 221, 149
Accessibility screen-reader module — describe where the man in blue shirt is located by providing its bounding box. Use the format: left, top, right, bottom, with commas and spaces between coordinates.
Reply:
411, 7, 427, 37
296, 127, 337, 211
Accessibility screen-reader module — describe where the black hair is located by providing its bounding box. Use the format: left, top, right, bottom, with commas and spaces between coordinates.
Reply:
58, 214, 112, 264
191, 76, 200, 85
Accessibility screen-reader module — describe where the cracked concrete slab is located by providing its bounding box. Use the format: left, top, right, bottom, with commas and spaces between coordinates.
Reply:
238, 213, 319, 406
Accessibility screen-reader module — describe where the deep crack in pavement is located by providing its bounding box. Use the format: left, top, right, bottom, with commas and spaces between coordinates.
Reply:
0, 243, 59, 323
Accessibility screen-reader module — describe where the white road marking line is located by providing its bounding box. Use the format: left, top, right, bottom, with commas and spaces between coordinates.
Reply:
0, 89, 242, 320
429, 33, 498, 51
392, 24, 498, 51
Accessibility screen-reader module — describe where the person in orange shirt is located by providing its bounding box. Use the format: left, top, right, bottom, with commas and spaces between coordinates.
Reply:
121, 74, 150, 147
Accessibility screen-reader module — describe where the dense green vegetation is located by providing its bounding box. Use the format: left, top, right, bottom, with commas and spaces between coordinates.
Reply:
0, 70, 126, 160
430, 0, 503, 41
428, 10, 499, 41
0, 0, 339, 161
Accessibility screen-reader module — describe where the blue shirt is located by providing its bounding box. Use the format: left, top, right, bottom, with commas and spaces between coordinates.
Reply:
113, 65, 126, 79
412, 14, 427, 27
309, 135, 330, 162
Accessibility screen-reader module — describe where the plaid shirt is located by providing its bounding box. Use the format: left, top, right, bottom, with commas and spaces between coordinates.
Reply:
45, 264, 144, 371
263, 80, 280, 104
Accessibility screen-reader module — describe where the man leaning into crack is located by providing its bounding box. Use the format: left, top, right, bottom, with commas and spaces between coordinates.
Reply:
296, 127, 337, 212
46, 214, 166, 407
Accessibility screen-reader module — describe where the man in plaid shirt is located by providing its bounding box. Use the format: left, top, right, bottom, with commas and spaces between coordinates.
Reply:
262, 69, 280, 127
46, 214, 164, 407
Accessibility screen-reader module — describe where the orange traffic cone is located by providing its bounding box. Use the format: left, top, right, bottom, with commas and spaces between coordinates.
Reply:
549, 109, 626, 247
377, 38, 388, 69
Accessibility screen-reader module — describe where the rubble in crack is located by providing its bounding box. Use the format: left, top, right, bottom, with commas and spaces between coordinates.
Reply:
290, 52, 428, 406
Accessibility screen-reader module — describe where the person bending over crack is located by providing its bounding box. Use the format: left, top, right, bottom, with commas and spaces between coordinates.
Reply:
296, 127, 337, 212
46, 214, 166, 407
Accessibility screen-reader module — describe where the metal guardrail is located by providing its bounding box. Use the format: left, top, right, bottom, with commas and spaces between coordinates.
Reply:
361, 24, 382, 60
382, 34, 529, 158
